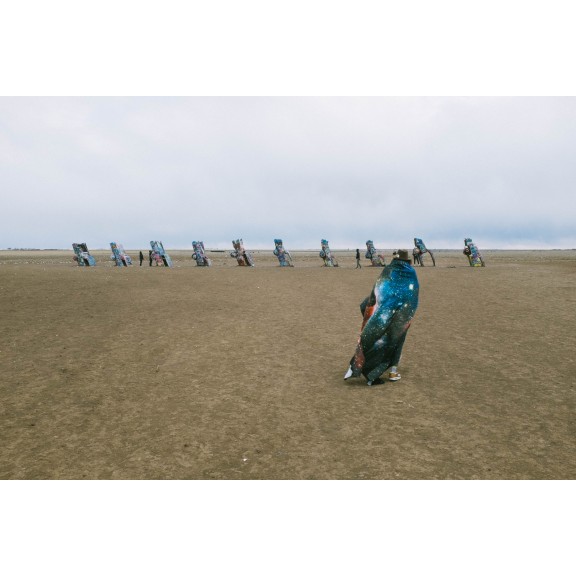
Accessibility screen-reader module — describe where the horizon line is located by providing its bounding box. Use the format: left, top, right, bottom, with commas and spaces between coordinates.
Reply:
2, 246, 575, 252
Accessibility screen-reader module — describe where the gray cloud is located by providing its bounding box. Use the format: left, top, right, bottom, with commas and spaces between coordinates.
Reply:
1, 97, 575, 250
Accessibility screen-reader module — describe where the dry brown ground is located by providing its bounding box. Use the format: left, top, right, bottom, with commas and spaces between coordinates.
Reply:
1, 248, 575, 479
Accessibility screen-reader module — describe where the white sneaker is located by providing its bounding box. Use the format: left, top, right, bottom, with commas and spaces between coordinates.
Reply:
344, 366, 353, 380
388, 372, 401, 382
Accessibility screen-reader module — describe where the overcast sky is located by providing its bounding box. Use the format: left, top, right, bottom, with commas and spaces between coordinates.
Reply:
1, 97, 575, 250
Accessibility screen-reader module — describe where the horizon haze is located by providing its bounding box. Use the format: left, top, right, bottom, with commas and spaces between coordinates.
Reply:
1, 97, 575, 250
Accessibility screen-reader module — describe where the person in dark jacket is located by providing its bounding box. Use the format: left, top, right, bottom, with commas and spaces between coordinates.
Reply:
139, 251, 144, 266
148, 250, 153, 266
344, 249, 419, 385
355, 248, 361, 269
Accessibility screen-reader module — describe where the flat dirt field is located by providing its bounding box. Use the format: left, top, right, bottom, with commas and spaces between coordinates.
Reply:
1, 249, 575, 479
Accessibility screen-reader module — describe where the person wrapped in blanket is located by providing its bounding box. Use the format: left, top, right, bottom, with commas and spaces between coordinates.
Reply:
344, 249, 419, 386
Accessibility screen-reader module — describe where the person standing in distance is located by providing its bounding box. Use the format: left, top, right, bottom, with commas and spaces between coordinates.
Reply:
355, 248, 362, 269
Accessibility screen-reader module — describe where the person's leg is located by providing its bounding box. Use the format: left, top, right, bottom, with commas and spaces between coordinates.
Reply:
388, 331, 410, 381
388, 366, 401, 381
